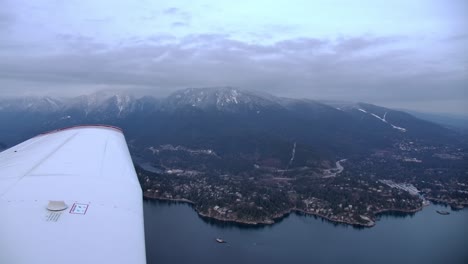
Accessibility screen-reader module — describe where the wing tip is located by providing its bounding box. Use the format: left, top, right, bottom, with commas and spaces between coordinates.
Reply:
36, 125, 123, 138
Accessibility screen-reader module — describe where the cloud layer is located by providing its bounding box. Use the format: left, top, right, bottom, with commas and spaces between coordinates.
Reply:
0, 0, 466, 114
1, 34, 466, 98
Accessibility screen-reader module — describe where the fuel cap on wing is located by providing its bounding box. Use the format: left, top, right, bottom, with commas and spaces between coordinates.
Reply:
47, 200, 68, 211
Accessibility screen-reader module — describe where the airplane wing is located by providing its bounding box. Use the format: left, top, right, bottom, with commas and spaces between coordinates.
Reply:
0, 125, 146, 264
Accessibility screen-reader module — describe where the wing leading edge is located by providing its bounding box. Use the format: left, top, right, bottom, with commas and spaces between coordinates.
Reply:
0, 125, 146, 264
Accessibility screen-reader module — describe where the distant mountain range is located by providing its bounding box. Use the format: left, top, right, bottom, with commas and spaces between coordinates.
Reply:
0, 87, 463, 172
398, 110, 468, 131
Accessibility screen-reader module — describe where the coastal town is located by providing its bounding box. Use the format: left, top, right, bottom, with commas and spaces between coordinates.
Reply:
137, 137, 467, 227
139, 168, 427, 227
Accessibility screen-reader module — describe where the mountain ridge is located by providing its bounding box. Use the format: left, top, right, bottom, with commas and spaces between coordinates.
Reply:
1, 87, 466, 227
0, 87, 459, 156
0, 87, 451, 125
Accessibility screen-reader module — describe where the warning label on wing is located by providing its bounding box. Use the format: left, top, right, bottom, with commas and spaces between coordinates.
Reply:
69, 203, 89, 215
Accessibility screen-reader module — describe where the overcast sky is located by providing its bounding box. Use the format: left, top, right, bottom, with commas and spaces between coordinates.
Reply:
0, 0, 467, 114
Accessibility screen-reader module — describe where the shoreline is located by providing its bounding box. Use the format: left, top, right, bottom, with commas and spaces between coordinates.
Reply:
425, 197, 468, 210
143, 194, 429, 228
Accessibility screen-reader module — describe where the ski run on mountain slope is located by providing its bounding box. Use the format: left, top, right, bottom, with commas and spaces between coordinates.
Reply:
358, 108, 406, 132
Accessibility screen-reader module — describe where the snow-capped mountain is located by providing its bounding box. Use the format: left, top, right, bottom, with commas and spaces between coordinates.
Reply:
164, 87, 284, 113
64, 90, 140, 118
0, 96, 64, 112
0, 87, 460, 162
0, 90, 149, 119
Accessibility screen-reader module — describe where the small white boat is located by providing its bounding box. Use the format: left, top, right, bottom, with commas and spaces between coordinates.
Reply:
216, 238, 226, 243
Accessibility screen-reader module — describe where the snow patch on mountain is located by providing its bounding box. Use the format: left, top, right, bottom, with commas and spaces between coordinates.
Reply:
166, 87, 282, 112
0, 97, 64, 112
358, 108, 407, 132
113, 94, 134, 117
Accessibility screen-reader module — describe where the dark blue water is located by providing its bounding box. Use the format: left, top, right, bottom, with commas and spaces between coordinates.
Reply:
144, 200, 468, 264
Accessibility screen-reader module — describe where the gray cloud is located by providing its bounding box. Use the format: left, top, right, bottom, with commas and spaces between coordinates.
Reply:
0, 34, 466, 113
0, 12, 12, 28
171, 21, 189, 28
275, 38, 326, 51
163, 8, 181, 15
333, 36, 402, 53
162, 7, 191, 27
0, 0, 15, 29
445, 33, 468, 43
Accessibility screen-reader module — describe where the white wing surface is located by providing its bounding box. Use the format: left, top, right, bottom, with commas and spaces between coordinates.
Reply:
0, 126, 146, 264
